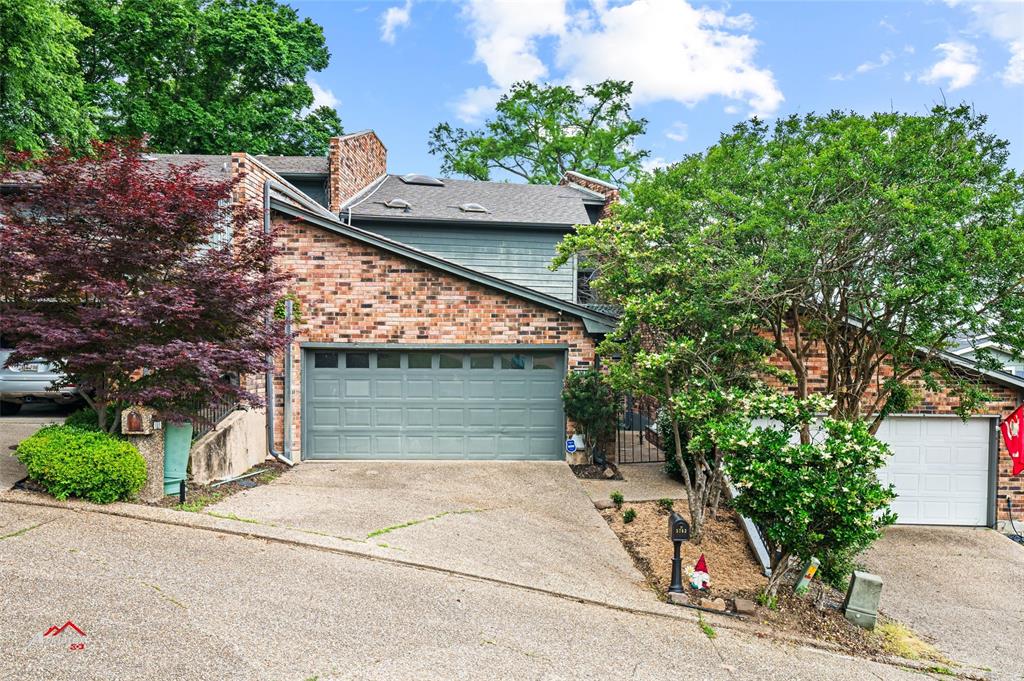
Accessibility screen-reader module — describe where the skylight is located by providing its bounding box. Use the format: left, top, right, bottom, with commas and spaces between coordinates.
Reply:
399, 173, 444, 186
382, 198, 412, 211
458, 203, 489, 213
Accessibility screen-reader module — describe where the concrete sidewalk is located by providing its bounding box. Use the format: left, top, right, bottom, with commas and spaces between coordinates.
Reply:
0, 501, 927, 680
580, 461, 686, 502
207, 460, 657, 610
0, 413, 63, 489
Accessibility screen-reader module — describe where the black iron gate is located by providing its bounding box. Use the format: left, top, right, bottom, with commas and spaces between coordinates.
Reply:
615, 393, 666, 464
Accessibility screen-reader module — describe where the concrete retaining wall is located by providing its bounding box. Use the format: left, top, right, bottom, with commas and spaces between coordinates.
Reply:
189, 408, 267, 484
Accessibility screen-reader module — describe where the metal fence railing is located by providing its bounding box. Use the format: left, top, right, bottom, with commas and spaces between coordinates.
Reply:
191, 398, 239, 441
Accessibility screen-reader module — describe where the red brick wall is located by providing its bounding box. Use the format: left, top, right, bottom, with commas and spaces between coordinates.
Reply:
328, 131, 387, 213
269, 214, 597, 457
559, 171, 620, 219
766, 338, 1023, 521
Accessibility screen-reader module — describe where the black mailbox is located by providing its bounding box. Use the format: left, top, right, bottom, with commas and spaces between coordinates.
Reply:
669, 512, 690, 543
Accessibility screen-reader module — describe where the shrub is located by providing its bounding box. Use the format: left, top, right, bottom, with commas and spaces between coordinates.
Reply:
63, 404, 122, 433
623, 508, 637, 523
562, 369, 617, 463
726, 415, 897, 597
657, 498, 674, 512
657, 409, 696, 482
610, 490, 624, 508
16, 425, 146, 503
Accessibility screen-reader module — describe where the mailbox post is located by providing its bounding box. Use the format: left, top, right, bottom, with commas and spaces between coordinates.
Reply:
667, 512, 690, 593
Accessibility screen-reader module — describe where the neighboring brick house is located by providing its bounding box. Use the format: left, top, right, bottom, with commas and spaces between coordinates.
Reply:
137, 130, 1024, 529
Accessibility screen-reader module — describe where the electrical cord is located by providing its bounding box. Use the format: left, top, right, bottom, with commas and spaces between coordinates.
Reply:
1008, 498, 1024, 545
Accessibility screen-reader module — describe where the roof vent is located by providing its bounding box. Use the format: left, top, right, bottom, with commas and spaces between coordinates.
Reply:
399, 173, 445, 187
140, 154, 159, 162
381, 198, 412, 212
458, 203, 489, 213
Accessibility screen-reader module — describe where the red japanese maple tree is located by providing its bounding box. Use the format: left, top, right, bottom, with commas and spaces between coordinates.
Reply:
0, 141, 289, 432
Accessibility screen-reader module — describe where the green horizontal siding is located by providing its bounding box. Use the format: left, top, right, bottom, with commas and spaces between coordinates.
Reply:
363, 224, 574, 301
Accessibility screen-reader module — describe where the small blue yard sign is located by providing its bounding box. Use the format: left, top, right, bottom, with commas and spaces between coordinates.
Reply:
566, 439, 576, 453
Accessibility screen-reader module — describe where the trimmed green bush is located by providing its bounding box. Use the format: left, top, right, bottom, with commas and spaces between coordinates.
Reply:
16, 425, 146, 503
63, 404, 121, 433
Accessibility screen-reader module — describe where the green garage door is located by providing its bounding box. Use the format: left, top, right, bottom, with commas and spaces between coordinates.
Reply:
303, 348, 566, 460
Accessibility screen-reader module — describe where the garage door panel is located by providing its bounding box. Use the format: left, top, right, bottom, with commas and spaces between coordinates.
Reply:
312, 407, 341, 428
469, 408, 497, 427
407, 380, 434, 398
469, 380, 497, 399
437, 408, 464, 427
877, 417, 990, 526
376, 408, 403, 427
406, 408, 434, 427
375, 379, 403, 398
313, 379, 340, 399
344, 407, 371, 427
438, 380, 465, 398
304, 349, 565, 460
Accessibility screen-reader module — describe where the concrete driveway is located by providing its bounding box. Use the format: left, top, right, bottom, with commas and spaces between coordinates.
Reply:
0, 501, 925, 680
862, 526, 1024, 679
208, 461, 658, 609
0, 406, 66, 489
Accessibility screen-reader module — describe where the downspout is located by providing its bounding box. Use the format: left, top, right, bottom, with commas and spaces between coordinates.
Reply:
264, 180, 294, 465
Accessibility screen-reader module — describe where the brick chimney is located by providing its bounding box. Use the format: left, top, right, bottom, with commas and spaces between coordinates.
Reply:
559, 171, 620, 219
328, 130, 387, 213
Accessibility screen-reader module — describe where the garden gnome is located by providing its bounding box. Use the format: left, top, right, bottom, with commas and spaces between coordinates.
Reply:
690, 554, 710, 590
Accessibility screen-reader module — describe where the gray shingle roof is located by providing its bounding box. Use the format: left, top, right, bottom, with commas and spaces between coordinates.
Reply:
345, 175, 599, 227
147, 154, 328, 178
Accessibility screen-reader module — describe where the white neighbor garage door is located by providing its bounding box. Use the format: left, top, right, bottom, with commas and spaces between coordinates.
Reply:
875, 416, 992, 526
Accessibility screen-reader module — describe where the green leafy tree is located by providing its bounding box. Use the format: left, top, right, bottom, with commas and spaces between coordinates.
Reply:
725, 397, 897, 597
69, 0, 342, 155
0, 0, 95, 152
429, 80, 648, 185
555, 215, 775, 542
561, 369, 617, 464
617, 106, 1024, 435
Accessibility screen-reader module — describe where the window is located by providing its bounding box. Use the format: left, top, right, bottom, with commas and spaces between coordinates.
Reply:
345, 353, 370, 369
408, 353, 433, 369
470, 354, 494, 370
500, 353, 527, 370
532, 354, 558, 370
376, 352, 401, 369
439, 353, 463, 369
314, 352, 338, 369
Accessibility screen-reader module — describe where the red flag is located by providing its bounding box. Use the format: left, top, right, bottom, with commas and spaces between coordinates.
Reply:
1000, 406, 1024, 476
694, 554, 708, 573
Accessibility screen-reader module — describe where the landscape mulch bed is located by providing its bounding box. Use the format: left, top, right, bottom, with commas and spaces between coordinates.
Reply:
570, 463, 623, 480
153, 460, 289, 511
600, 499, 911, 660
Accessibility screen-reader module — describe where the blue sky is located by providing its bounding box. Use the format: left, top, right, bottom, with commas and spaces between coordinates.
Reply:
296, 0, 1024, 175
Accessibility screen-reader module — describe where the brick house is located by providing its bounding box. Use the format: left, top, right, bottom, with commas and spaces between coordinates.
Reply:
138, 131, 1024, 529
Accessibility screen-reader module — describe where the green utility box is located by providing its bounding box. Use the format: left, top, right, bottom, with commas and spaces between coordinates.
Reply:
843, 571, 883, 629
163, 421, 193, 494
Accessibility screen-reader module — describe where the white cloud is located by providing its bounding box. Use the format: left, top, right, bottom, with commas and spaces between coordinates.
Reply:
381, 0, 412, 45
453, 0, 782, 121
665, 121, 688, 142
556, 0, 783, 116
919, 41, 980, 90
454, 85, 504, 123
946, 0, 1024, 86
308, 79, 340, 110
879, 18, 897, 33
856, 50, 894, 74
641, 156, 671, 173
723, 104, 740, 115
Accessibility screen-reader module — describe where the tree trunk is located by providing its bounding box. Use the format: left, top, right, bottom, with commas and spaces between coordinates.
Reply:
765, 552, 795, 598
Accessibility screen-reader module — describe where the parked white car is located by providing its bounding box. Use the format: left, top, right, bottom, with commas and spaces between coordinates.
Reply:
0, 348, 81, 416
